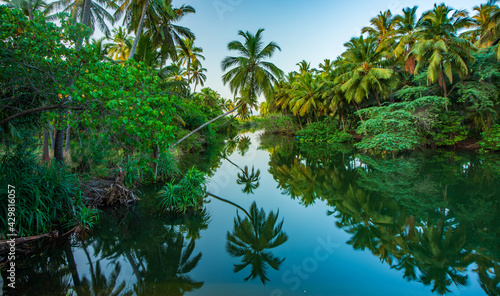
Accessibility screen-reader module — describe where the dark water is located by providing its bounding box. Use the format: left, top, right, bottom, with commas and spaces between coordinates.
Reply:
2, 131, 500, 296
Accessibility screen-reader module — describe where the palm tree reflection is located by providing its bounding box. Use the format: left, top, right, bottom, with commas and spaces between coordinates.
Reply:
226, 201, 288, 284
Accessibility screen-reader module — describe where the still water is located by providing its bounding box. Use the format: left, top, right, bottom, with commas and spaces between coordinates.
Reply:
4, 131, 500, 295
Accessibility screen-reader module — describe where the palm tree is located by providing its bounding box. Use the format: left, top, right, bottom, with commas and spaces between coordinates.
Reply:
49, 0, 115, 36
362, 10, 396, 50
177, 38, 204, 82
335, 36, 396, 107
236, 166, 261, 194
226, 201, 288, 284
412, 4, 477, 100
172, 29, 283, 147
189, 60, 207, 93
143, 0, 195, 61
393, 6, 420, 74
465, 1, 500, 41
107, 26, 133, 61
6, 0, 49, 20
288, 71, 324, 122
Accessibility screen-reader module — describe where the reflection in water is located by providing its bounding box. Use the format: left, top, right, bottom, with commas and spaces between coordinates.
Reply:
261, 134, 500, 295
226, 201, 288, 284
236, 166, 261, 194
9, 207, 209, 296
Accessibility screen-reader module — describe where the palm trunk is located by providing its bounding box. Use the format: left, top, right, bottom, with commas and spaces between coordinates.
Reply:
373, 90, 381, 107
171, 102, 243, 148
27, 2, 34, 21
128, 0, 148, 60
43, 130, 50, 162
54, 128, 65, 162
65, 124, 71, 153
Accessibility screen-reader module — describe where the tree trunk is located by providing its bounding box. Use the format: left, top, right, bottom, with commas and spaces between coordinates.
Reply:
43, 130, 50, 162
65, 124, 71, 153
54, 128, 65, 162
27, 1, 34, 21
373, 90, 381, 107
128, 0, 149, 60
171, 102, 243, 148
151, 144, 159, 179
64, 245, 84, 296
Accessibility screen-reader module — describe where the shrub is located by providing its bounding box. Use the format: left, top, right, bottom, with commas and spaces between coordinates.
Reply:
479, 124, 500, 152
156, 167, 206, 213
296, 117, 353, 143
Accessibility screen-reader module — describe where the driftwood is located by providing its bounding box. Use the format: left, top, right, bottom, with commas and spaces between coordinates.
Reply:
82, 168, 138, 207
0, 227, 76, 257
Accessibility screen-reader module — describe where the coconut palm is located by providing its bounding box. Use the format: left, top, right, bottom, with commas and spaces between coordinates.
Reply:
144, 0, 195, 61
236, 166, 261, 194
412, 4, 477, 99
393, 6, 420, 74
335, 36, 396, 107
362, 10, 397, 50
189, 60, 207, 93
172, 29, 283, 147
221, 28, 284, 103
49, 0, 115, 36
177, 38, 204, 82
461, 1, 499, 44
107, 26, 133, 61
226, 201, 288, 284
288, 71, 324, 122
5, 0, 49, 20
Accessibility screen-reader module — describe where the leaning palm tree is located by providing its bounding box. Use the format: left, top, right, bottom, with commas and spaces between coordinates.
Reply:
172, 29, 283, 147
226, 201, 288, 284
412, 4, 477, 100
236, 166, 261, 194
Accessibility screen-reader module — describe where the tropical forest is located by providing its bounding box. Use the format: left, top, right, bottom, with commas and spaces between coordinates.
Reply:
0, 0, 499, 295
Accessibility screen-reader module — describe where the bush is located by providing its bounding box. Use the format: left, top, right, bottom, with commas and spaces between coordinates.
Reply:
296, 117, 353, 143
430, 112, 469, 146
479, 124, 500, 152
156, 167, 206, 213
0, 143, 96, 237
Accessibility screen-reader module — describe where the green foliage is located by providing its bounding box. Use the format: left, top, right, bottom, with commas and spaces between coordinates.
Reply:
431, 112, 469, 146
156, 167, 206, 213
120, 151, 178, 187
297, 117, 353, 143
0, 140, 96, 237
356, 96, 448, 152
479, 124, 500, 152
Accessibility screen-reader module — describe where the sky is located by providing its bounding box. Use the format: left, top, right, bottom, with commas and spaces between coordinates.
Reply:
169, 0, 480, 102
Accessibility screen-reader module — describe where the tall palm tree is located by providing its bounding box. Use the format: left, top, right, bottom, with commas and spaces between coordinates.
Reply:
226, 201, 288, 284
172, 29, 283, 147
6, 0, 49, 20
393, 6, 420, 74
177, 38, 204, 82
412, 4, 477, 100
236, 166, 261, 194
461, 1, 499, 44
107, 26, 133, 61
49, 0, 115, 36
335, 36, 396, 107
143, 0, 195, 61
189, 60, 207, 93
362, 10, 396, 50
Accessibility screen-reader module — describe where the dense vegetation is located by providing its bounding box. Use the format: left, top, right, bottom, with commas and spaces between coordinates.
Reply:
0, 1, 254, 237
265, 2, 500, 153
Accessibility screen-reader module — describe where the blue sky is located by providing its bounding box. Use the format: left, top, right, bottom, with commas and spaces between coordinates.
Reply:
172, 0, 480, 101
